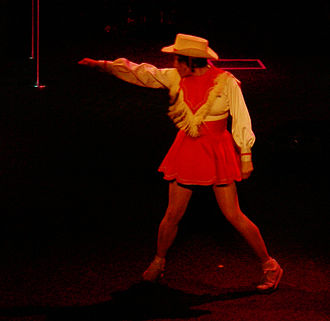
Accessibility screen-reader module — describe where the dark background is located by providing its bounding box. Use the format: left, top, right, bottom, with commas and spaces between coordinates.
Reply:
0, 1, 329, 320
1, 0, 329, 58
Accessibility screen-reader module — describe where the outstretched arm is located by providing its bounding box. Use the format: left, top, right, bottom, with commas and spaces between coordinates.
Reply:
78, 58, 177, 89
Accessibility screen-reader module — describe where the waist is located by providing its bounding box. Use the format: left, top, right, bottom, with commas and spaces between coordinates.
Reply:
204, 112, 229, 122
199, 118, 228, 135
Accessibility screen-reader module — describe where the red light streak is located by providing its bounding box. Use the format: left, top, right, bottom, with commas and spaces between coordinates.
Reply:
33, 0, 45, 89
216, 59, 267, 70
30, 0, 34, 60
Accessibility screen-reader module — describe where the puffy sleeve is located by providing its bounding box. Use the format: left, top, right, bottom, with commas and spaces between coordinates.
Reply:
227, 77, 256, 160
101, 58, 176, 89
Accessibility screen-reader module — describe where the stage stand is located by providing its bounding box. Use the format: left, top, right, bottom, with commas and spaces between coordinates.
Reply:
30, 0, 46, 89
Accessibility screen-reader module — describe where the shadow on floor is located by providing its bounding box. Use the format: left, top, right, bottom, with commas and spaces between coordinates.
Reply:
0, 282, 257, 320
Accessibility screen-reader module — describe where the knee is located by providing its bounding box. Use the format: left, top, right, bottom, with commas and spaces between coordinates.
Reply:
162, 205, 185, 226
223, 209, 246, 227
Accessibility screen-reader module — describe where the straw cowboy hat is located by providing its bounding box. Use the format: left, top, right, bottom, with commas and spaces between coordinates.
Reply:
161, 33, 219, 60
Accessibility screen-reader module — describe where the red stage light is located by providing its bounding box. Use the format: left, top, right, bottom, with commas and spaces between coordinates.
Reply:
31, 0, 46, 89
215, 59, 266, 70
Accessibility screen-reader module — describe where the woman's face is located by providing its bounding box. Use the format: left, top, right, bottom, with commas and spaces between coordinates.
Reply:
173, 55, 191, 78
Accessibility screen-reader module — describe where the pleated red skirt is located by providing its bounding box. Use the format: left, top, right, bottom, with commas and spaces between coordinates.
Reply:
158, 119, 242, 186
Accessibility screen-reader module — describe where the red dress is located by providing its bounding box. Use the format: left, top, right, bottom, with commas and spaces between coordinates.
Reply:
158, 68, 242, 186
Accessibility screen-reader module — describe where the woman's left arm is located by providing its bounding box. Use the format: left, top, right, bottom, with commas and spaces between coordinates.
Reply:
78, 57, 175, 89
227, 77, 256, 179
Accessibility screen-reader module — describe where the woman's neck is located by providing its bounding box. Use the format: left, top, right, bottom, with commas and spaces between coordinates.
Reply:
191, 65, 210, 76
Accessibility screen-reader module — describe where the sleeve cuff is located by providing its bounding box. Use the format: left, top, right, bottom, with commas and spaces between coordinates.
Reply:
98, 60, 112, 72
241, 152, 252, 162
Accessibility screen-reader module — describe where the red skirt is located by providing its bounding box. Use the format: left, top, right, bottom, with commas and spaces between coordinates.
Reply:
158, 119, 242, 186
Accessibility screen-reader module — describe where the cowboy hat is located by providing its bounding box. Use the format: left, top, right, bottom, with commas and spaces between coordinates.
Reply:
161, 33, 219, 60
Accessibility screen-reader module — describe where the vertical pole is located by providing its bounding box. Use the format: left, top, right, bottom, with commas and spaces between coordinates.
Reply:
35, 0, 45, 89
30, 0, 34, 59
35, 0, 40, 87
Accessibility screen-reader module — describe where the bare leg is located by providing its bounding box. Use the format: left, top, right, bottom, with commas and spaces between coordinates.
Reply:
143, 181, 192, 281
213, 183, 270, 264
157, 181, 193, 258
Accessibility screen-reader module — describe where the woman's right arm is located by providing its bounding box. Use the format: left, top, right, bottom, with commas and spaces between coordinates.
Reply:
78, 58, 175, 89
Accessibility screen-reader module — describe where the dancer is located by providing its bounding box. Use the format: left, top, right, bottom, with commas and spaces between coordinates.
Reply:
79, 34, 283, 292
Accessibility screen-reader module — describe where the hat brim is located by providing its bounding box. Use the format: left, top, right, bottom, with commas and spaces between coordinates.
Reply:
161, 45, 219, 60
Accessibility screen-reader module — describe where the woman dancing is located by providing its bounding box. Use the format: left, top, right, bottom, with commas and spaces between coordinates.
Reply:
79, 33, 283, 292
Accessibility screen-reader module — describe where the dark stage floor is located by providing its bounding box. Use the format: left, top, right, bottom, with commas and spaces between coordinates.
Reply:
0, 30, 329, 321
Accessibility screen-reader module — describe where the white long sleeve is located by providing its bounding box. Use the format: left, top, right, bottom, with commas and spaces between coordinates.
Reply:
103, 58, 179, 90
227, 77, 255, 155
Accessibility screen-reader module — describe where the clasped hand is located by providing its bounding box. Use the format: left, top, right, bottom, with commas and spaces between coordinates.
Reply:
241, 161, 254, 179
